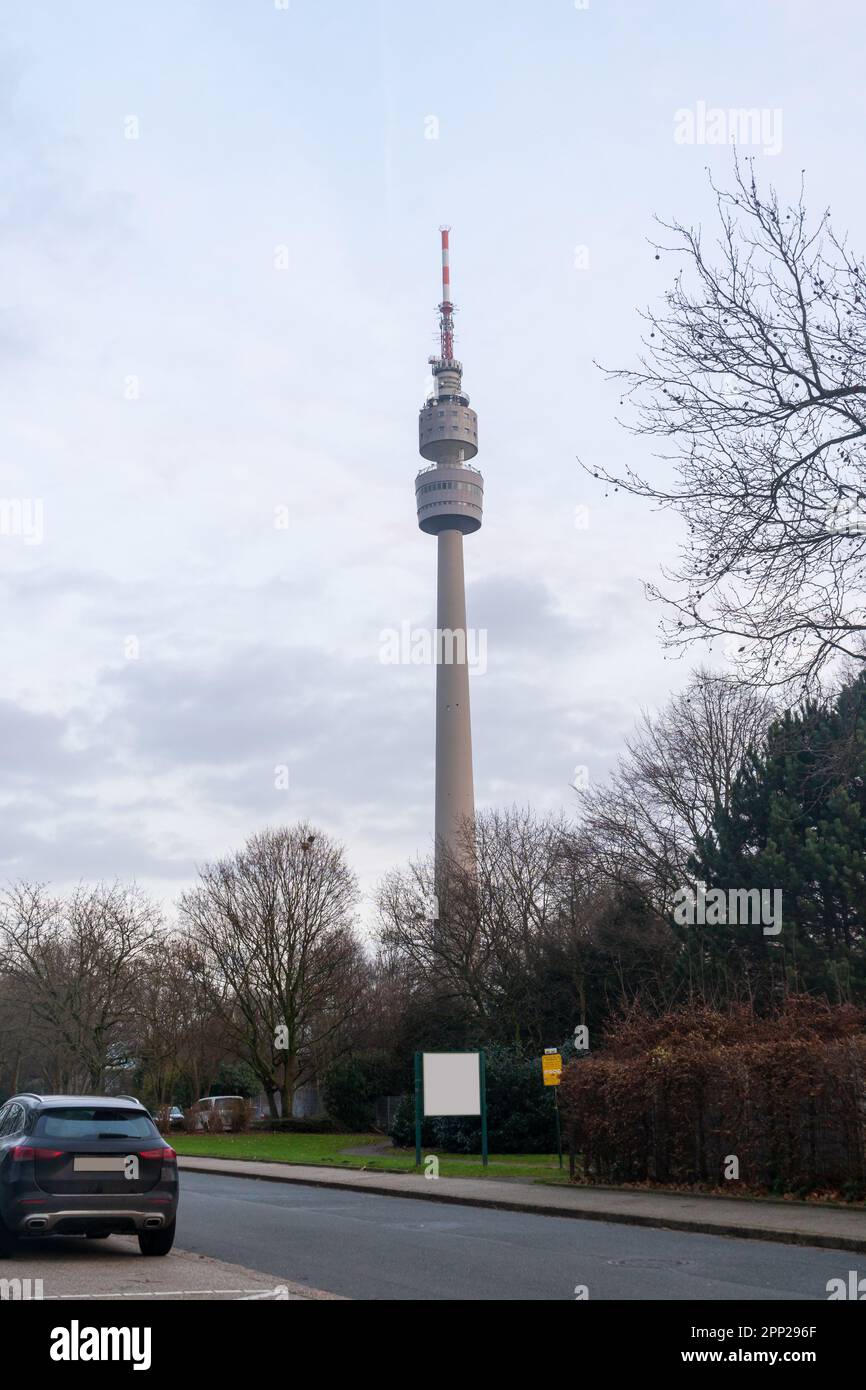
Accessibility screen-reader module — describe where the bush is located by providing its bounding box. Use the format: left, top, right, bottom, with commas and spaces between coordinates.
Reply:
389, 1045, 559, 1154
202, 1107, 225, 1134
322, 1051, 408, 1131
152, 1105, 173, 1135
209, 1063, 260, 1099
389, 1093, 423, 1149
223, 1098, 253, 1133
559, 998, 866, 1192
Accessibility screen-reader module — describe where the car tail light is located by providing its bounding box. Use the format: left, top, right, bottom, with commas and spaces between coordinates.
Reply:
11, 1146, 63, 1161
139, 1147, 176, 1161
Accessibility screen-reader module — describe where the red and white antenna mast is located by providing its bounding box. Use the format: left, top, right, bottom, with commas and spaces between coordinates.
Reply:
438, 225, 454, 363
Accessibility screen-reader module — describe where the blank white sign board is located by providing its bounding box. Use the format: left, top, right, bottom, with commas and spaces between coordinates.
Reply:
423, 1052, 481, 1117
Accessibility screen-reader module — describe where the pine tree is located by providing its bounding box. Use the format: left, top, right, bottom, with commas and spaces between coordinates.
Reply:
690, 673, 866, 1003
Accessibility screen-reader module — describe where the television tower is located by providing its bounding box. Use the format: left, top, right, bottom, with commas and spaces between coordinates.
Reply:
415, 228, 483, 872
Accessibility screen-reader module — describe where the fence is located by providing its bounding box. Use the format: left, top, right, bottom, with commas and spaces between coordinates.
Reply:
374, 1095, 403, 1131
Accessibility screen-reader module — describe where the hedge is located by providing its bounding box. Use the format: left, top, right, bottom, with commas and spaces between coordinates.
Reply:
559, 999, 866, 1195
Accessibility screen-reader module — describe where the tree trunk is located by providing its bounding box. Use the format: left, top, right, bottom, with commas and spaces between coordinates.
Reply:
280, 1053, 300, 1121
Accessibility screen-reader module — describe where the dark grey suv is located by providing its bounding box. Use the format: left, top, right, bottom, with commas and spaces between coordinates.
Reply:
0, 1094, 178, 1257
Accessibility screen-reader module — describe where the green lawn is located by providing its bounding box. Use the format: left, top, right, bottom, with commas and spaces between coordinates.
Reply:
171, 1131, 570, 1183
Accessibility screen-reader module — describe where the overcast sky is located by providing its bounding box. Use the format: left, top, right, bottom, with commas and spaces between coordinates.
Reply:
1, 0, 862, 925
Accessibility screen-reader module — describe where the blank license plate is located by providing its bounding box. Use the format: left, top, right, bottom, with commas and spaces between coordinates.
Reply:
73, 1157, 127, 1172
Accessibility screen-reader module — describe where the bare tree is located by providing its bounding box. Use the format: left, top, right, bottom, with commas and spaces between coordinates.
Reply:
0, 974, 39, 1095
588, 158, 866, 688
377, 829, 489, 1027
179, 824, 362, 1120
133, 936, 225, 1108
378, 807, 595, 1043
378, 807, 680, 1043
577, 669, 775, 910
0, 882, 161, 1091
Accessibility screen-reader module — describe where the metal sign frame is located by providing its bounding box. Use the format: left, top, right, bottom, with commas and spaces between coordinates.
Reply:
414, 1050, 488, 1167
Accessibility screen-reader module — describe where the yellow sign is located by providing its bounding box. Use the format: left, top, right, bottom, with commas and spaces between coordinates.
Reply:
542, 1053, 562, 1086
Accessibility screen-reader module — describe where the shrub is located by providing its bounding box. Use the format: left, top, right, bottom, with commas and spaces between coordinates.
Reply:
202, 1107, 225, 1135
322, 1051, 408, 1131
223, 1098, 253, 1133
559, 998, 866, 1192
152, 1105, 172, 1135
209, 1062, 259, 1099
389, 1093, 426, 1149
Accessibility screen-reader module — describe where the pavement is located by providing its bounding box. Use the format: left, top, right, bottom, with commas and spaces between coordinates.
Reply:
178, 1155, 866, 1253
1, 1234, 342, 1301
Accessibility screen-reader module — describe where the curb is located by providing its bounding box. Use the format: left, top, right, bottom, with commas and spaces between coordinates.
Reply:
177, 1158, 866, 1254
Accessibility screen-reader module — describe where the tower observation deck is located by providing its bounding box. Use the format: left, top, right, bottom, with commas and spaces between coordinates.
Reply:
414, 229, 483, 873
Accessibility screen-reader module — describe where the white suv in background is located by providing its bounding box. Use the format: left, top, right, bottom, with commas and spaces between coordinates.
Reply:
190, 1096, 246, 1131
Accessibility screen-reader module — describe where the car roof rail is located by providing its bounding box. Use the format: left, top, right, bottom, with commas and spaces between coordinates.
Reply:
14, 1092, 43, 1101
113, 1094, 143, 1105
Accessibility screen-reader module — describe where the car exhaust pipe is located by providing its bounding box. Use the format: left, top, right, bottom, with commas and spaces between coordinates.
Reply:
26, 1217, 48, 1231
143, 1216, 162, 1229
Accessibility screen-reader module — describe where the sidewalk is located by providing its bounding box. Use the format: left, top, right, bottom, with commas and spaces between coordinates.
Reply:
178, 1155, 866, 1253
8, 1233, 343, 1300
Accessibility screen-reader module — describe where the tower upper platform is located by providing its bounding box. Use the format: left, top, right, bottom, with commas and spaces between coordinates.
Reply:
418, 391, 479, 462
415, 230, 483, 536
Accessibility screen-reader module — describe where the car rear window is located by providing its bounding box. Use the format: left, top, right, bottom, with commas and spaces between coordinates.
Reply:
34, 1108, 158, 1139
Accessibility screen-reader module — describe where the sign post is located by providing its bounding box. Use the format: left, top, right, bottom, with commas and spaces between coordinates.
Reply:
542, 1049, 563, 1170
414, 1051, 423, 1167
479, 1050, 488, 1168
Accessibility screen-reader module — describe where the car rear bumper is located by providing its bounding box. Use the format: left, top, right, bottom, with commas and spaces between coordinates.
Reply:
13, 1205, 174, 1235
7, 1190, 177, 1236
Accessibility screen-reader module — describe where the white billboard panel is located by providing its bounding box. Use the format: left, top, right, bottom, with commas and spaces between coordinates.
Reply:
423, 1051, 481, 1117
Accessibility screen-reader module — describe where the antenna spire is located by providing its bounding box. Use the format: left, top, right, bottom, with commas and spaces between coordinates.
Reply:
438, 225, 454, 363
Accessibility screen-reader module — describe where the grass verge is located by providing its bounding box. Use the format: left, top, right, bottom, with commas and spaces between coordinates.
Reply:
171, 1131, 570, 1183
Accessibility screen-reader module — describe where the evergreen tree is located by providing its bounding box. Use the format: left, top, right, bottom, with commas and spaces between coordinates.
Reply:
691, 673, 866, 1002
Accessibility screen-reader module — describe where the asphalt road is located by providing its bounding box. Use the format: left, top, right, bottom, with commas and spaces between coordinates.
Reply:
175, 1171, 857, 1301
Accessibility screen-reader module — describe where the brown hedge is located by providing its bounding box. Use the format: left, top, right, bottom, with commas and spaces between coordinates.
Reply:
559, 999, 866, 1190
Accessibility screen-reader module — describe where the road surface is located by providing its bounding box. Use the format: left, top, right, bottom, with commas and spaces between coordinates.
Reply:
171, 1171, 855, 1301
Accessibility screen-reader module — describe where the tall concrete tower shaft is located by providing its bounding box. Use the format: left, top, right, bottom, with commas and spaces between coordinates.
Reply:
414, 228, 483, 872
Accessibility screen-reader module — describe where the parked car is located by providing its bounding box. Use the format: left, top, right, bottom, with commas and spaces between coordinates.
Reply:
168, 1106, 185, 1130
189, 1096, 247, 1132
0, 1094, 178, 1258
